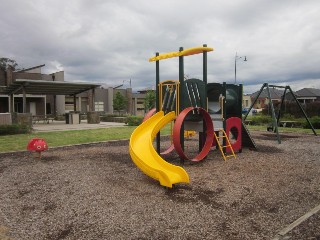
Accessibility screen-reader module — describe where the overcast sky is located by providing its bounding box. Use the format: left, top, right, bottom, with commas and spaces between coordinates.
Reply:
1, 0, 319, 93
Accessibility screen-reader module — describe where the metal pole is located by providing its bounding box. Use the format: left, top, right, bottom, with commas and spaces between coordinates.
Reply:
244, 83, 266, 120
201, 44, 208, 153
235, 52, 237, 84
277, 87, 288, 125
179, 47, 184, 160
288, 86, 317, 135
155, 52, 160, 153
266, 84, 281, 143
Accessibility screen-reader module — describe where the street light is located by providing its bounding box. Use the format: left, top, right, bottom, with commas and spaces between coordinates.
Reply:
234, 52, 247, 84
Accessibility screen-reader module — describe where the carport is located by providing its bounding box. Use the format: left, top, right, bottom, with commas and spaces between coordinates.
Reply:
0, 79, 101, 114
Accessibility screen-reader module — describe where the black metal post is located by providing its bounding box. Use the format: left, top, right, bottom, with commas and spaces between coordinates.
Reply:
244, 83, 266, 120
276, 87, 288, 125
266, 84, 281, 143
200, 44, 208, 152
222, 82, 227, 150
179, 47, 184, 160
288, 86, 317, 135
73, 95, 77, 111
155, 52, 161, 153
234, 54, 237, 84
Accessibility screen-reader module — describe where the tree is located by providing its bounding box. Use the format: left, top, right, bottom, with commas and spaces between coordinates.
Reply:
0, 58, 19, 71
113, 91, 127, 115
144, 90, 156, 112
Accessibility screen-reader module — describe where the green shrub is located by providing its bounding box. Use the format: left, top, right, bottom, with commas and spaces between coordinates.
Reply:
303, 116, 320, 129
281, 113, 296, 120
0, 124, 32, 135
126, 116, 143, 126
100, 115, 128, 123
250, 115, 273, 125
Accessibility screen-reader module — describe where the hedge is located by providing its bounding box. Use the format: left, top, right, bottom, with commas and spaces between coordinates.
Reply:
303, 116, 320, 129
0, 124, 32, 135
126, 116, 143, 126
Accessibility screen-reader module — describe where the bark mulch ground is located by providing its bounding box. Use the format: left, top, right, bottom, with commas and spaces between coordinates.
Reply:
0, 131, 320, 239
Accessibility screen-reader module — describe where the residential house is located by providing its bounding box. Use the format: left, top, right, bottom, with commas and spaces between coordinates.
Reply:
249, 88, 283, 109
286, 88, 320, 104
242, 94, 252, 108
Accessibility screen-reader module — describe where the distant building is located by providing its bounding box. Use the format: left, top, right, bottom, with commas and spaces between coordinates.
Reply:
242, 94, 252, 108
286, 88, 320, 104
0, 65, 66, 115
0, 64, 148, 117
249, 88, 283, 109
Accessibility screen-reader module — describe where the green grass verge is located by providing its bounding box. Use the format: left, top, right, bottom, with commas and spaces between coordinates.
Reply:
0, 124, 173, 153
1, 123, 317, 153
246, 125, 320, 134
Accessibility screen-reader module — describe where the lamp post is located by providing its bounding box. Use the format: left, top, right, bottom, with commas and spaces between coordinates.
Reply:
234, 52, 247, 84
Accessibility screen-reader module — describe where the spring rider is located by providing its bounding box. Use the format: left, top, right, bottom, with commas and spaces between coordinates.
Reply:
27, 138, 48, 159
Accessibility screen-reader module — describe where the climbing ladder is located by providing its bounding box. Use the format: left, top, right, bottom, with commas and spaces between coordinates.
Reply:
214, 129, 236, 161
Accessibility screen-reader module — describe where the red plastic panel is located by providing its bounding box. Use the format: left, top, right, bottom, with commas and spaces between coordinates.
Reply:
173, 107, 214, 162
226, 117, 242, 152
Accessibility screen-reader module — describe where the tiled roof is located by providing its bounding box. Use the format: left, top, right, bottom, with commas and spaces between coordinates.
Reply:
251, 88, 284, 99
295, 88, 320, 97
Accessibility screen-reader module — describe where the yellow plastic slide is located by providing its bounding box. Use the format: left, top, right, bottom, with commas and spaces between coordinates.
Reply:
129, 111, 189, 188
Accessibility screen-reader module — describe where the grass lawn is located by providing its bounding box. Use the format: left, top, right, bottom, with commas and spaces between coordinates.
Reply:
0, 124, 173, 153
246, 124, 320, 134
0, 123, 318, 153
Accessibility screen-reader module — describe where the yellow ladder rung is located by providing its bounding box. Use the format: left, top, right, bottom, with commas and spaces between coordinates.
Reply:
213, 130, 237, 161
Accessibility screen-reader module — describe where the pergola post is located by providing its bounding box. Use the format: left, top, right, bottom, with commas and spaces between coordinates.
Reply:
22, 85, 26, 113
73, 95, 77, 111
53, 95, 57, 117
91, 88, 95, 111
10, 94, 14, 112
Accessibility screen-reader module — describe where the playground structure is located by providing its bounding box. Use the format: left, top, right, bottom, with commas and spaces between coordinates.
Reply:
243, 83, 317, 144
129, 45, 256, 188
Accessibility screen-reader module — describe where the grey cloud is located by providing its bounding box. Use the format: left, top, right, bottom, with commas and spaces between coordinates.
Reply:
1, 0, 320, 93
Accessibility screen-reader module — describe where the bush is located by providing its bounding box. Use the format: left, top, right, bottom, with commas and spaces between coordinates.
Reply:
303, 116, 320, 129
249, 115, 273, 125
0, 124, 32, 135
100, 114, 128, 123
126, 116, 143, 126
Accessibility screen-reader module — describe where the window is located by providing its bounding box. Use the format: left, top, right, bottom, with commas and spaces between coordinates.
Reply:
95, 102, 104, 111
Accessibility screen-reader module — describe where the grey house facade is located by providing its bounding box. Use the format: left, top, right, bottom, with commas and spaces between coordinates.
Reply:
0, 65, 148, 120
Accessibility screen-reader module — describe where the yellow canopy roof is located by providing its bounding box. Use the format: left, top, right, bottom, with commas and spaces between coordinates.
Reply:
149, 46, 214, 62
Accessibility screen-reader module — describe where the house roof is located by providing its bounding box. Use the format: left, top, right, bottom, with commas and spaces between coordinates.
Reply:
294, 88, 320, 97
251, 88, 284, 99
15, 64, 46, 73
0, 79, 100, 96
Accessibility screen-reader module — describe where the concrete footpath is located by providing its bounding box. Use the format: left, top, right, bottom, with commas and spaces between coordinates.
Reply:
32, 120, 126, 132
